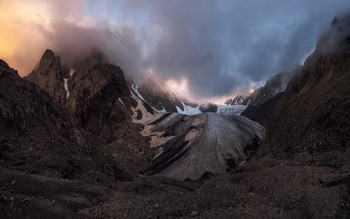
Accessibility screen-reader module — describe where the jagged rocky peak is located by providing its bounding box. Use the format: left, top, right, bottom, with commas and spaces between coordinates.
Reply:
25, 47, 140, 138
65, 47, 140, 138
37, 49, 62, 73
25, 49, 68, 104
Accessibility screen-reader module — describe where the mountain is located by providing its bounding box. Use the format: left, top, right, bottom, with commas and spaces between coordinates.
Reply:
25, 49, 69, 105
243, 14, 350, 155
225, 69, 297, 107
3, 13, 350, 217
2, 50, 349, 217
131, 76, 248, 116
25, 48, 156, 174
0, 59, 132, 184
132, 77, 184, 112
26, 48, 139, 138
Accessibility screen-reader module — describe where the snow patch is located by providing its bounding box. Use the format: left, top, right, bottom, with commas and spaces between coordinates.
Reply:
64, 78, 69, 98
130, 91, 156, 124
118, 98, 124, 105
158, 106, 167, 113
176, 101, 201, 115
131, 84, 146, 102
69, 69, 75, 77
64, 69, 75, 98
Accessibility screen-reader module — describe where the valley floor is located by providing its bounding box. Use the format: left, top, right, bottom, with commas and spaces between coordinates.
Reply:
1, 150, 349, 218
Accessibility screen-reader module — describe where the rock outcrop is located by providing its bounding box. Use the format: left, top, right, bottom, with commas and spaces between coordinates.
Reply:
25, 49, 68, 105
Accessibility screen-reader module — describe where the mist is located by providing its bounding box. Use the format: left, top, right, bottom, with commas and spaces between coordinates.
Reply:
1, 0, 350, 101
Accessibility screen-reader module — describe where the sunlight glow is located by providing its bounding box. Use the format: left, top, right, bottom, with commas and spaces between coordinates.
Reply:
165, 78, 190, 97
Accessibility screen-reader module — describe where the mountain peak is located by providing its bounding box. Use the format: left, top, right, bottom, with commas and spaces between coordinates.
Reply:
36, 49, 63, 75
82, 47, 113, 66
41, 49, 55, 60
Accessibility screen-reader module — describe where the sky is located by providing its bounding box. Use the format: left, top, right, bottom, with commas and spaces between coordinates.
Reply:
1, 0, 350, 103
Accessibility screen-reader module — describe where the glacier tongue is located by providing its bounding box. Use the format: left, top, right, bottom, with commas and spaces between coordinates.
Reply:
216, 104, 247, 115
141, 112, 264, 181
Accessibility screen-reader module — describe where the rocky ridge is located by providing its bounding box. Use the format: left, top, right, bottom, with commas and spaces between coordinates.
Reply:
243, 13, 350, 156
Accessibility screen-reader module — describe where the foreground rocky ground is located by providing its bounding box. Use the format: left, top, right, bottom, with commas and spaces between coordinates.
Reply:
1, 149, 349, 218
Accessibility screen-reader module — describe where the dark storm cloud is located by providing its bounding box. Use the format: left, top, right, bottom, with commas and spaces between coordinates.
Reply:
117, 0, 350, 98
4, 0, 350, 100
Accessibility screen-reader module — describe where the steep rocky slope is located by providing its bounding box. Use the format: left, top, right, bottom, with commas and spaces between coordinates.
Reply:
27, 48, 144, 138
0, 59, 132, 184
66, 48, 139, 138
25, 50, 68, 105
225, 69, 297, 107
25, 48, 156, 174
244, 14, 350, 156
133, 77, 185, 112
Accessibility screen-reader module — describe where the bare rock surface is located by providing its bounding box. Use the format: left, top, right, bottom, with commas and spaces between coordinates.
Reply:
25, 49, 68, 105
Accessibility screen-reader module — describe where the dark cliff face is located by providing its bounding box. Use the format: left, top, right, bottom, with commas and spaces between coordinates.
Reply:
0, 59, 133, 183
23, 48, 155, 173
25, 49, 68, 105
66, 48, 138, 138
244, 14, 350, 155
25, 48, 142, 139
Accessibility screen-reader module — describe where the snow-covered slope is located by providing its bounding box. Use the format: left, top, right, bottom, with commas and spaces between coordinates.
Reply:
176, 101, 202, 115
130, 90, 156, 124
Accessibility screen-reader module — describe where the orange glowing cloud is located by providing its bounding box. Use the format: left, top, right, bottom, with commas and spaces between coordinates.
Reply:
0, 0, 94, 76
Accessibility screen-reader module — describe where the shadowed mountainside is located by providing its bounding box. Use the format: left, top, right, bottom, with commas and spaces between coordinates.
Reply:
0, 59, 133, 184
243, 14, 350, 156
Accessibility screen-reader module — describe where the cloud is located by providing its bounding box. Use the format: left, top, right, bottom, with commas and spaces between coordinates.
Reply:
116, 0, 350, 99
0, 0, 142, 77
1, 0, 350, 101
